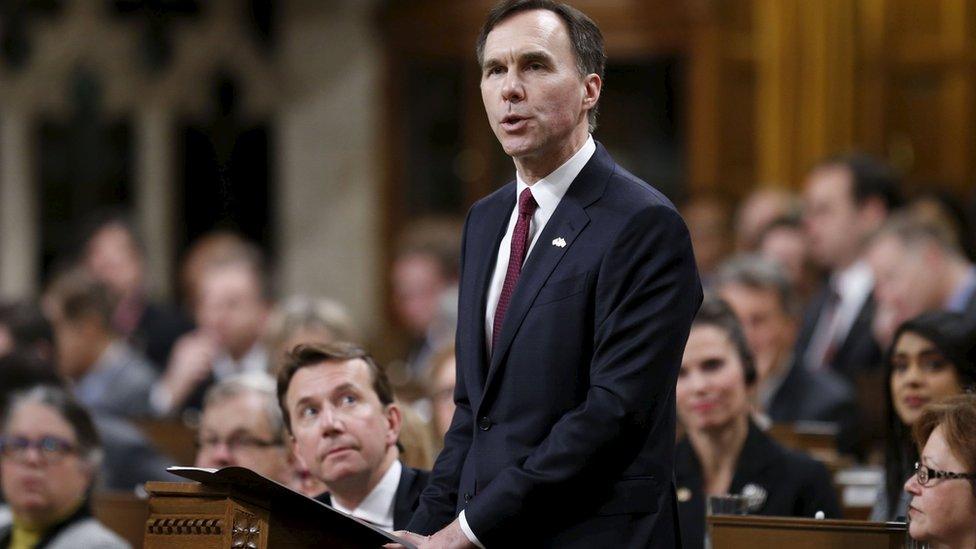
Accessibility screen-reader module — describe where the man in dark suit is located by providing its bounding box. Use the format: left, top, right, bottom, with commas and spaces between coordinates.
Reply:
797, 153, 902, 379
277, 342, 429, 532
396, 2, 702, 547
867, 212, 976, 346
715, 255, 858, 427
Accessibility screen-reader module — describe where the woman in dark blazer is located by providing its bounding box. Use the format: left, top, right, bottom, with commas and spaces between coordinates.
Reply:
674, 296, 840, 549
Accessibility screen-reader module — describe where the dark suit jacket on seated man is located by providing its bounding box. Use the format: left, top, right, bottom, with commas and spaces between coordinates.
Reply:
277, 342, 429, 533
398, 2, 702, 548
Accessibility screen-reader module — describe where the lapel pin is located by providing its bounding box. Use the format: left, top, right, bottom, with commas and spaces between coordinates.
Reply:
552, 237, 567, 248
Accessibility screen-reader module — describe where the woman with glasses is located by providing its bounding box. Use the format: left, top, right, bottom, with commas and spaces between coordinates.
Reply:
674, 296, 840, 549
0, 385, 128, 548
903, 394, 976, 548
873, 311, 976, 522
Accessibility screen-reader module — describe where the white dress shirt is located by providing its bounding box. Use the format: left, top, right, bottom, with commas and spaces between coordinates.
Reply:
804, 260, 874, 370
331, 460, 401, 533
483, 135, 596, 352
462, 135, 595, 547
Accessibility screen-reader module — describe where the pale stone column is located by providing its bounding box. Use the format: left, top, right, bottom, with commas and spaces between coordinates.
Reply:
277, 0, 383, 337
0, 110, 39, 299
136, 106, 175, 300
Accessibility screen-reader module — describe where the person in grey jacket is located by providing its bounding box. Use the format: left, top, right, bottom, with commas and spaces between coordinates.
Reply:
43, 267, 157, 419
0, 385, 129, 548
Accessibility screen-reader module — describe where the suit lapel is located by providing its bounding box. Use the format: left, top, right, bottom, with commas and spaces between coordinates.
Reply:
482, 144, 613, 398
392, 465, 416, 531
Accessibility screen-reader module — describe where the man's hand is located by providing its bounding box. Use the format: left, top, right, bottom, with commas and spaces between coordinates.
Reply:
385, 519, 475, 549
159, 331, 218, 411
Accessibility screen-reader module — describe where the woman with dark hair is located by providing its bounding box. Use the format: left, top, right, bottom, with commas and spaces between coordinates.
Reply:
0, 385, 129, 548
872, 311, 976, 522
675, 295, 840, 549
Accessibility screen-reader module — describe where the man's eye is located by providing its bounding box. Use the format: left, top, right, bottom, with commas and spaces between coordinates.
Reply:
299, 406, 318, 418
340, 395, 358, 406
526, 62, 544, 71
487, 66, 504, 76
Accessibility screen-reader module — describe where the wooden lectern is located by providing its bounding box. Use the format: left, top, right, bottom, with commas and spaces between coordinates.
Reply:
144, 467, 411, 548
708, 515, 908, 549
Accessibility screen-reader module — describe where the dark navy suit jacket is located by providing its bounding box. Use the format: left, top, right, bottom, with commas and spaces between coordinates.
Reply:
406, 143, 702, 547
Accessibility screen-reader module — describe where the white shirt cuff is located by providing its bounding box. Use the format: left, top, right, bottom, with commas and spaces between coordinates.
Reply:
458, 510, 485, 549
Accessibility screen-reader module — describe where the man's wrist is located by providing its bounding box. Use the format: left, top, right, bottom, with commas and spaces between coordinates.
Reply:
457, 511, 485, 549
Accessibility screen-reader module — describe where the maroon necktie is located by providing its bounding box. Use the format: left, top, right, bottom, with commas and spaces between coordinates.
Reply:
492, 188, 538, 350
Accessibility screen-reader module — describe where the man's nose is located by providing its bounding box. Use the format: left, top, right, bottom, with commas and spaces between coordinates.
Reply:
210, 442, 235, 466
501, 71, 524, 103
317, 407, 343, 435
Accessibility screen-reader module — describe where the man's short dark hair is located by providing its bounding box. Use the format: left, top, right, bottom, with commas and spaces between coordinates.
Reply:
812, 153, 904, 211
692, 294, 758, 385
475, 0, 606, 131
45, 268, 116, 329
276, 342, 394, 434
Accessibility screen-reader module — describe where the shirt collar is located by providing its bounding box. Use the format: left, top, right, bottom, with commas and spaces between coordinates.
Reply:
331, 460, 401, 532
515, 135, 595, 215
946, 266, 976, 311
213, 343, 268, 378
831, 260, 874, 301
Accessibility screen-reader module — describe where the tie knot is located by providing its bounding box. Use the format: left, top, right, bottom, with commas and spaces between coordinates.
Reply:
518, 188, 538, 216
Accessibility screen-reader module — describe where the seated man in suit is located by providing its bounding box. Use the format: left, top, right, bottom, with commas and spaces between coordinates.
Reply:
276, 342, 429, 532
715, 255, 859, 454
153, 246, 271, 415
194, 371, 322, 494
715, 255, 856, 422
867, 212, 976, 347
43, 268, 158, 419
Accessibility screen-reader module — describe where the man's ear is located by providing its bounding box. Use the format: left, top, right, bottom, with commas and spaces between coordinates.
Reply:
582, 73, 602, 112
385, 402, 403, 447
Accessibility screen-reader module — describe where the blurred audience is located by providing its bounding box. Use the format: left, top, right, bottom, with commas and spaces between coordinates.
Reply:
43, 268, 157, 418
278, 342, 429, 532
397, 403, 437, 471
675, 296, 840, 548
0, 301, 55, 364
154, 244, 271, 415
426, 344, 457, 441
733, 188, 800, 252
264, 296, 358, 373
757, 215, 821, 306
0, 386, 129, 548
391, 218, 460, 378
798, 153, 902, 378
177, 231, 253, 313
867, 213, 976, 348
903, 394, 976, 549
81, 213, 193, 370
194, 372, 324, 496
874, 311, 976, 522
682, 195, 733, 285
714, 256, 857, 441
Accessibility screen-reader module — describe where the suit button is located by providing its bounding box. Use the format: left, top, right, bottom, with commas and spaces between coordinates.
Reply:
478, 417, 491, 431
463, 492, 472, 503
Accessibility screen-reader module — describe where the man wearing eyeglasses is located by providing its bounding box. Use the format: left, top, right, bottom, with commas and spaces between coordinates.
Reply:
194, 372, 301, 491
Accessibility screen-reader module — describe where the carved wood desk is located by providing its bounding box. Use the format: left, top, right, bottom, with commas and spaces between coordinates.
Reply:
708, 515, 909, 549
144, 480, 396, 548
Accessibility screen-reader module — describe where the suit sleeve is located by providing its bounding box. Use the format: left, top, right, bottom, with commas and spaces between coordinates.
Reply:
405, 212, 477, 535
463, 204, 702, 540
